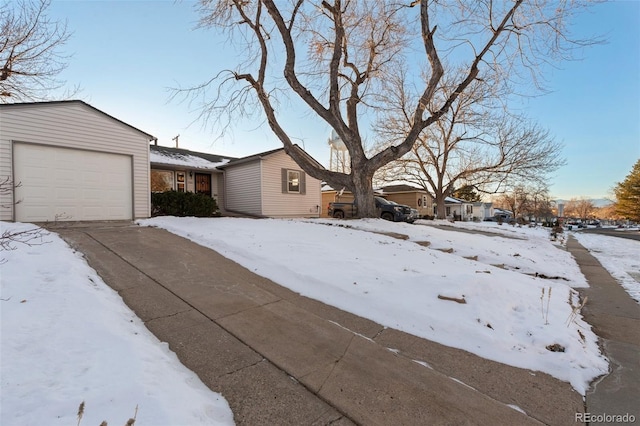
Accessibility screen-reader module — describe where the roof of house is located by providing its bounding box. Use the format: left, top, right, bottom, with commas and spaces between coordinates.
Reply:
0, 100, 155, 140
150, 145, 235, 170
220, 147, 285, 167
494, 208, 513, 215
150, 144, 324, 172
378, 184, 427, 194
218, 145, 325, 170
444, 196, 469, 204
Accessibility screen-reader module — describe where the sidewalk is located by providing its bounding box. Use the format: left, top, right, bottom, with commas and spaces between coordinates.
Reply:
566, 236, 640, 425
56, 223, 588, 425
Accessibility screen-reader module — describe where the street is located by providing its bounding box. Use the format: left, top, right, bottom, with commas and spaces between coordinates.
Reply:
578, 227, 640, 242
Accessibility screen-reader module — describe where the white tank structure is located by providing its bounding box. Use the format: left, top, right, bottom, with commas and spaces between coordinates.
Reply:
328, 129, 350, 173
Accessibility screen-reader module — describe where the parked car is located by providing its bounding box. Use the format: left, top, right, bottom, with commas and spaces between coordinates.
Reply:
387, 200, 419, 223
328, 196, 416, 223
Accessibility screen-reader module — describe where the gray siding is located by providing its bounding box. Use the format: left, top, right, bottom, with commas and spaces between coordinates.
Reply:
224, 161, 262, 215
261, 151, 321, 218
0, 102, 151, 221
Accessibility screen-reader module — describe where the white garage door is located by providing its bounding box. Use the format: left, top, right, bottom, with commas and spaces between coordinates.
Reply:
14, 143, 133, 222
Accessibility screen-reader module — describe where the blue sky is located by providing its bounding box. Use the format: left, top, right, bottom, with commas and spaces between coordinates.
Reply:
47, 0, 639, 200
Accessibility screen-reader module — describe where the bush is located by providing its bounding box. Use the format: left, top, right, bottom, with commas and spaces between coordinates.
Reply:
151, 191, 219, 217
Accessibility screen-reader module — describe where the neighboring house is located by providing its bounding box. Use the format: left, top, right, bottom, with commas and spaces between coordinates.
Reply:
320, 185, 355, 218
320, 183, 433, 218
0, 100, 154, 222
378, 184, 434, 218
471, 202, 494, 221
442, 197, 501, 221
493, 208, 513, 222
321, 185, 389, 218
218, 147, 322, 218
443, 197, 476, 221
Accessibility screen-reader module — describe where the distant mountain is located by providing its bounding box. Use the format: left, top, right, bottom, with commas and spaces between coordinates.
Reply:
555, 199, 614, 207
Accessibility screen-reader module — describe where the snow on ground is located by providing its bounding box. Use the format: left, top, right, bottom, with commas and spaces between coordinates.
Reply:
572, 229, 640, 303
140, 217, 610, 395
0, 222, 234, 426
450, 220, 640, 304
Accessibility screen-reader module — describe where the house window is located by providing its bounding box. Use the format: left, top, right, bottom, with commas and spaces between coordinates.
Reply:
446, 206, 451, 216
281, 168, 305, 194
176, 172, 185, 192
288, 170, 300, 193
151, 170, 174, 192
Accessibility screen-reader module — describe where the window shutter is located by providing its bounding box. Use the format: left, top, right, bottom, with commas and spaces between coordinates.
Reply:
300, 172, 306, 195
281, 168, 288, 193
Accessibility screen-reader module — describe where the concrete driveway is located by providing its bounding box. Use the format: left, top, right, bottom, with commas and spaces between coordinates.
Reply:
53, 221, 595, 425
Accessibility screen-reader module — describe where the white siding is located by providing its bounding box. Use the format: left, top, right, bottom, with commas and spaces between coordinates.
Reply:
0, 102, 151, 221
0, 129, 13, 219
261, 151, 321, 218
224, 161, 262, 215
211, 173, 224, 212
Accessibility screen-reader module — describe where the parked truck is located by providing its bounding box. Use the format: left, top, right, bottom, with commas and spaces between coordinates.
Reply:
328, 196, 418, 223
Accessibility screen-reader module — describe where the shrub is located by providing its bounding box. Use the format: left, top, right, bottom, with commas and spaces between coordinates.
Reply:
151, 191, 219, 217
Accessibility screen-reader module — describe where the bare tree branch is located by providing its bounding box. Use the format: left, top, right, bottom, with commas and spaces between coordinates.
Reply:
0, 0, 72, 102
0, 177, 49, 256
373, 67, 566, 218
0, 227, 48, 251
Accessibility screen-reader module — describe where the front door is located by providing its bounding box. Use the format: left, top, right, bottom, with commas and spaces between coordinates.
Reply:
195, 173, 211, 196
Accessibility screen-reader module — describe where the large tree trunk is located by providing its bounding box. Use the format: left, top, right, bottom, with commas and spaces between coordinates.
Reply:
434, 191, 446, 219
351, 169, 377, 218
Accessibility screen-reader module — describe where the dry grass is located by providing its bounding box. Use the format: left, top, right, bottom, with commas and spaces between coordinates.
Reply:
540, 287, 552, 325
76, 401, 138, 426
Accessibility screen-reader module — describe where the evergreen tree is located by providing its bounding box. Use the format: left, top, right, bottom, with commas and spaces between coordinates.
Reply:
453, 186, 482, 202
614, 160, 640, 222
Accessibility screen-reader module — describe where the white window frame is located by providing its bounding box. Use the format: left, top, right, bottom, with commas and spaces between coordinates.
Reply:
287, 170, 300, 193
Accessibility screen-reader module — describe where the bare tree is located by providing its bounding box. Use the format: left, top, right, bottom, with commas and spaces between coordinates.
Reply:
491, 183, 553, 223
526, 184, 555, 223
494, 185, 527, 221
0, 177, 48, 260
594, 203, 619, 222
184, 0, 595, 217
374, 67, 566, 218
0, 175, 16, 209
564, 198, 595, 221
0, 0, 71, 102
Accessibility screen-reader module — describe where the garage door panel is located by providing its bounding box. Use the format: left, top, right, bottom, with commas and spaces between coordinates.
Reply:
14, 144, 133, 222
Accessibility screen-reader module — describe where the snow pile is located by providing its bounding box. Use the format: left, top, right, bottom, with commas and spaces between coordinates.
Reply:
573, 231, 640, 303
0, 222, 234, 426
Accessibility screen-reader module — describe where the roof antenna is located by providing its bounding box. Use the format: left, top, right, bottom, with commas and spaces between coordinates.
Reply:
172, 134, 180, 148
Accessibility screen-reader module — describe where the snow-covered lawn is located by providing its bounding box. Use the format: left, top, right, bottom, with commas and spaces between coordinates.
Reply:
5, 217, 636, 423
0, 222, 234, 426
139, 217, 609, 394
573, 230, 640, 303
